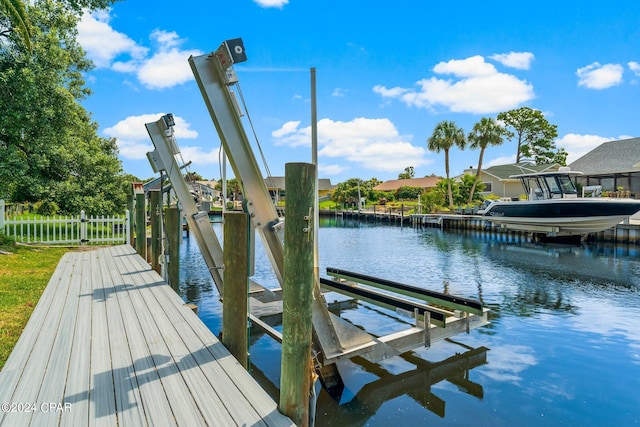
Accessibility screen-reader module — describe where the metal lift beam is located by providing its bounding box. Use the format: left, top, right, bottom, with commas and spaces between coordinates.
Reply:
188, 41, 358, 361
188, 43, 285, 285
145, 115, 225, 290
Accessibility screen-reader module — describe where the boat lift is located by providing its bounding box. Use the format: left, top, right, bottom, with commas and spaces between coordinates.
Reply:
145, 38, 488, 389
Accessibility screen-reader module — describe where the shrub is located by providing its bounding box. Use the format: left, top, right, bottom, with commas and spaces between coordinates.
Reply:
34, 200, 60, 216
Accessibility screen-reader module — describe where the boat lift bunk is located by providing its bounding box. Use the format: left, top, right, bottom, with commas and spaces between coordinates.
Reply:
145, 38, 488, 389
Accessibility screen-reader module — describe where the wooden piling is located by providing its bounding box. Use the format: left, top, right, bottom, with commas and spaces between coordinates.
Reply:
165, 206, 181, 292
135, 192, 146, 258
279, 162, 315, 427
150, 190, 161, 274
222, 211, 249, 369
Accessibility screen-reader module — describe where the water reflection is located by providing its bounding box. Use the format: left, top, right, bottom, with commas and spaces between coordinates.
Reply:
178, 219, 640, 427
315, 344, 489, 424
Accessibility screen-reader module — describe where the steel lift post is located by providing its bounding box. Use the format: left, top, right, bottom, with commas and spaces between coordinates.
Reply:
187, 40, 381, 383
145, 115, 225, 289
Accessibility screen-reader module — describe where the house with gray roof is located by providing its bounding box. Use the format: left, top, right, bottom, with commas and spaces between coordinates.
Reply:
568, 137, 640, 196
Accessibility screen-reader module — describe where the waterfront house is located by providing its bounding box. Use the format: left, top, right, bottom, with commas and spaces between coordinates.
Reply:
461, 163, 561, 199
568, 137, 640, 197
264, 176, 335, 202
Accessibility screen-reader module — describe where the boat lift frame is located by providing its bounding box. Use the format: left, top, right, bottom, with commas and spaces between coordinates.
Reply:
145, 38, 488, 389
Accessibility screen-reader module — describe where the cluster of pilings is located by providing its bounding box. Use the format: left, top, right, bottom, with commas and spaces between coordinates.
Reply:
126, 185, 182, 291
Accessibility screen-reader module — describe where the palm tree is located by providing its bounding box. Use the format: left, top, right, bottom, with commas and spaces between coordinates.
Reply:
427, 120, 466, 209
466, 117, 511, 203
0, 0, 32, 49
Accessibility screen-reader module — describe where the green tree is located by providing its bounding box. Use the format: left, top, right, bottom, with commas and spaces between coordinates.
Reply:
467, 117, 512, 203
433, 178, 460, 208
185, 171, 204, 181
396, 186, 422, 200
427, 120, 466, 209
398, 166, 415, 180
457, 173, 484, 205
0, 0, 125, 215
331, 177, 381, 208
0, 0, 32, 49
215, 178, 242, 199
552, 147, 568, 166
497, 107, 559, 164
331, 178, 362, 207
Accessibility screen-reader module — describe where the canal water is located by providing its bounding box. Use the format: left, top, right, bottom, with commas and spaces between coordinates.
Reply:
178, 218, 640, 427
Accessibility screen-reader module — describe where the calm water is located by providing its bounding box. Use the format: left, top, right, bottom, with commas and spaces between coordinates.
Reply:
178, 218, 640, 427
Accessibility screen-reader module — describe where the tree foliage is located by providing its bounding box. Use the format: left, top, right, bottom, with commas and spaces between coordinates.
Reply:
497, 107, 559, 164
395, 186, 422, 200
467, 117, 512, 203
331, 178, 380, 207
0, 0, 127, 215
398, 166, 415, 180
0, 0, 32, 49
457, 173, 484, 204
427, 120, 466, 208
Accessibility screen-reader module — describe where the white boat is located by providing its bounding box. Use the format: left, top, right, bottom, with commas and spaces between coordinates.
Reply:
478, 169, 640, 236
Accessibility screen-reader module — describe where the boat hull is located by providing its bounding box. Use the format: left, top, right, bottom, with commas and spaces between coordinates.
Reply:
480, 198, 640, 235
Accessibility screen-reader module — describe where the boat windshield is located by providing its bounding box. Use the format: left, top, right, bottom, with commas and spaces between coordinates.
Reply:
521, 174, 578, 200
555, 175, 578, 195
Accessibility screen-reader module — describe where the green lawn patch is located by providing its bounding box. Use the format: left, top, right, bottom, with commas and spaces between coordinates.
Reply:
0, 236, 69, 370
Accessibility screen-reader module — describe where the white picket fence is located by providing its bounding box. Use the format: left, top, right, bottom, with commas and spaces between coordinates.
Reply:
0, 200, 130, 245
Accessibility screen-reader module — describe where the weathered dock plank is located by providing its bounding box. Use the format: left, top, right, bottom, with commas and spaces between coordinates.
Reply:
0, 245, 294, 427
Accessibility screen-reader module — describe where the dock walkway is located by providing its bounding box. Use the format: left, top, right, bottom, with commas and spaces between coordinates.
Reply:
0, 245, 294, 427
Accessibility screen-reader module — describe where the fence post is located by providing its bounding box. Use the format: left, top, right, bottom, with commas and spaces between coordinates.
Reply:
80, 210, 87, 245
0, 200, 4, 231
279, 162, 315, 427
125, 210, 131, 246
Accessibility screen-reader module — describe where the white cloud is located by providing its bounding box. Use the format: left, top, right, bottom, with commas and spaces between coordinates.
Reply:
373, 85, 409, 98
576, 62, 624, 89
629, 61, 640, 75
433, 55, 497, 77
253, 0, 288, 7
272, 120, 301, 138
332, 88, 347, 97
374, 55, 534, 114
179, 146, 221, 167
486, 155, 517, 168
557, 133, 612, 164
78, 11, 202, 90
104, 113, 198, 160
320, 164, 350, 175
77, 9, 148, 68
489, 52, 535, 70
135, 30, 202, 90
271, 117, 428, 172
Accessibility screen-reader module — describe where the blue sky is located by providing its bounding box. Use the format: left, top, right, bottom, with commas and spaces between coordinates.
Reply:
77, 1, 640, 183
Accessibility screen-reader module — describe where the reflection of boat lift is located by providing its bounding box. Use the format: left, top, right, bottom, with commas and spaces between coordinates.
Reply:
145, 38, 489, 390
249, 337, 488, 423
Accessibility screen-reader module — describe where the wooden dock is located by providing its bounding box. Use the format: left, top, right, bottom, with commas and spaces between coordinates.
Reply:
0, 245, 294, 427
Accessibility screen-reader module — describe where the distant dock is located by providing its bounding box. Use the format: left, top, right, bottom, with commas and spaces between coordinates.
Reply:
0, 245, 294, 427
320, 208, 640, 243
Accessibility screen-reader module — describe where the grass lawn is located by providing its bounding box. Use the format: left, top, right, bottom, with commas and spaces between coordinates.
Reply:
0, 236, 69, 370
